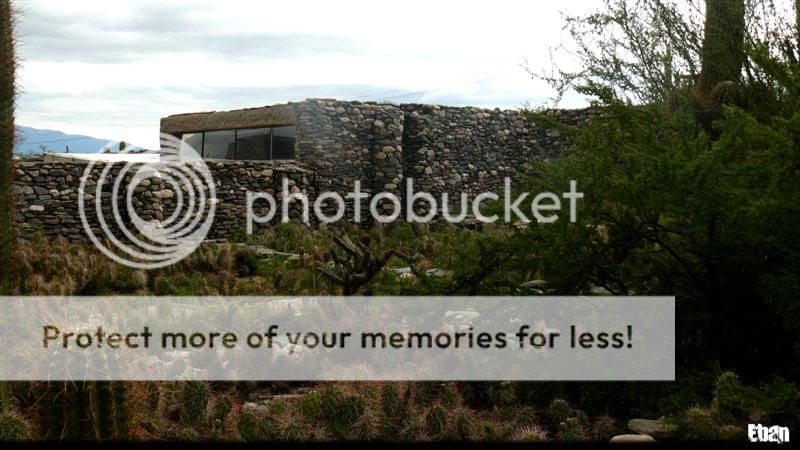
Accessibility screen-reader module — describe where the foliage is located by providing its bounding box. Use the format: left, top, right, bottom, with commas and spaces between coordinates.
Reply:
681, 406, 718, 440
591, 415, 618, 441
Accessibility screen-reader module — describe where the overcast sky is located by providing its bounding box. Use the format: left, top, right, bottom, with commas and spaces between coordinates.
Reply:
15, 0, 598, 149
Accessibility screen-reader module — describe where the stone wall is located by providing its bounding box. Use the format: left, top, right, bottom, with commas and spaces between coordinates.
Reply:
15, 99, 597, 241
292, 99, 403, 218
13, 160, 314, 241
400, 104, 596, 199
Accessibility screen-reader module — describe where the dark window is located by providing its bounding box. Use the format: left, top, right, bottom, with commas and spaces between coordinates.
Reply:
236, 128, 270, 160
180, 133, 203, 155
204, 130, 236, 159
271, 126, 296, 160
184, 126, 296, 161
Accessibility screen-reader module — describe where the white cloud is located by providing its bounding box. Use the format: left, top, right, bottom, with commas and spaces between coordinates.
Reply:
16, 0, 599, 148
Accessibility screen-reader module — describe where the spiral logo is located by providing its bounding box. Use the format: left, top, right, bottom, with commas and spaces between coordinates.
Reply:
78, 133, 217, 269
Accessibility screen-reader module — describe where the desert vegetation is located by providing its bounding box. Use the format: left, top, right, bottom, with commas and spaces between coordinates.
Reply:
2, 0, 800, 442
0, 222, 797, 441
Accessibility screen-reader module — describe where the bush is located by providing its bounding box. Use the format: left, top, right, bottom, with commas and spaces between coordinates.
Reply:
712, 371, 749, 423
591, 415, 618, 441
682, 406, 718, 440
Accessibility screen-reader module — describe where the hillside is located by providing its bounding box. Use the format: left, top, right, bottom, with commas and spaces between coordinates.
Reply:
14, 125, 141, 155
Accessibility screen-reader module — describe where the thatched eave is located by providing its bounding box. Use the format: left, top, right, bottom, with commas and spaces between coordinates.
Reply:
160, 103, 297, 135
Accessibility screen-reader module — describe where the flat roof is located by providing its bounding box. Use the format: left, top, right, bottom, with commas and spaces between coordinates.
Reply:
43, 152, 161, 164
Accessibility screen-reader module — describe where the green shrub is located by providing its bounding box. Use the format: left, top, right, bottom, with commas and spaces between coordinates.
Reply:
591, 415, 618, 441
682, 406, 718, 440
234, 248, 260, 277
712, 371, 748, 423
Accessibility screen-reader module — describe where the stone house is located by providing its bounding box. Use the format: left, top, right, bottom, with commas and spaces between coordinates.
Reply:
14, 98, 594, 240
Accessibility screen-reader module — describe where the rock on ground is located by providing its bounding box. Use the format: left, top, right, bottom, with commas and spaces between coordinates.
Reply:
610, 434, 657, 443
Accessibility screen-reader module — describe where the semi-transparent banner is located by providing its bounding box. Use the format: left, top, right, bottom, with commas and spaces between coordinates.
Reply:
0, 296, 674, 381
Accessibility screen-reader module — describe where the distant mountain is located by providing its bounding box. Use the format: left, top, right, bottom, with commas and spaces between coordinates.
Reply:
14, 126, 142, 155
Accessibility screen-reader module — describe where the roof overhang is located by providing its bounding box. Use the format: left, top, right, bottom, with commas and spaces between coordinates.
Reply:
160, 103, 297, 135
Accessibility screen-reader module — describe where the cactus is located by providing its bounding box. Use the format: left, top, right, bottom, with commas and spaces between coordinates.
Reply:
317, 234, 417, 295
352, 407, 379, 440
424, 405, 447, 438
36, 381, 128, 440
0, 0, 18, 414
547, 398, 574, 426
479, 421, 498, 441
319, 386, 364, 438
181, 381, 209, 424
144, 381, 161, 412
558, 417, 585, 442
0, 411, 30, 440
237, 411, 275, 441
300, 389, 322, 421
449, 408, 475, 440
210, 394, 233, 435
513, 424, 550, 442
379, 383, 404, 438
278, 420, 306, 441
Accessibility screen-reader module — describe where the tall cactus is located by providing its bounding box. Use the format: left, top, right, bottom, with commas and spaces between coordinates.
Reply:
0, 0, 18, 414
38, 381, 129, 440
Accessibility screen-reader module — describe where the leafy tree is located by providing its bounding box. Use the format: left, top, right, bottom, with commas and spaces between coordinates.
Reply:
514, 0, 800, 381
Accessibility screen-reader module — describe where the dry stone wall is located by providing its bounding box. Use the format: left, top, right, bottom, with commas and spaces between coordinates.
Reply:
13, 160, 313, 241
15, 99, 596, 241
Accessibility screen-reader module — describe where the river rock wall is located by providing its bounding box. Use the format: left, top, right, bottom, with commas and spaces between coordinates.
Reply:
15, 100, 596, 241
